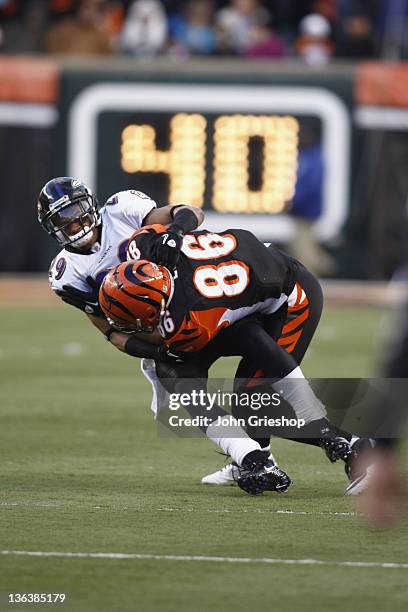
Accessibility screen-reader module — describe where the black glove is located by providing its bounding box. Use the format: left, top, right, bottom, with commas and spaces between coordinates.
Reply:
155, 358, 204, 384
158, 346, 185, 363
151, 230, 183, 270
55, 276, 104, 317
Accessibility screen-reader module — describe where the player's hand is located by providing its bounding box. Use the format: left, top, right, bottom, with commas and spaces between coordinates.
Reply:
157, 345, 184, 364
56, 276, 104, 317
155, 358, 203, 382
151, 231, 183, 270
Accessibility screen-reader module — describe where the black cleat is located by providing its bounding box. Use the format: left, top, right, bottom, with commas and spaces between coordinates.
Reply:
319, 436, 352, 463
237, 460, 292, 496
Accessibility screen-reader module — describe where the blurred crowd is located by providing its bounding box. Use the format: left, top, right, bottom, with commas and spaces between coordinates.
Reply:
0, 0, 406, 63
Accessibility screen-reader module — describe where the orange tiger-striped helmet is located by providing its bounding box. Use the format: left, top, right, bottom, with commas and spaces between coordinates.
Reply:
99, 260, 173, 332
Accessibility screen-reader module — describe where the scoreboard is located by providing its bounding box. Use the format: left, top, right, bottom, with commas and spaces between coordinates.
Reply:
67, 82, 350, 240
120, 112, 299, 213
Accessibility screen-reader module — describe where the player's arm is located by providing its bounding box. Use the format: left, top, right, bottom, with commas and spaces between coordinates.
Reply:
87, 307, 171, 360
143, 205, 204, 269
89, 307, 174, 361
144, 204, 204, 229
88, 312, 169, 361
55, 278, 168, 360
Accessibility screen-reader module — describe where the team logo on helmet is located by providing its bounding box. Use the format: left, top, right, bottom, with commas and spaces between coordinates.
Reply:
99, 260, 173, 332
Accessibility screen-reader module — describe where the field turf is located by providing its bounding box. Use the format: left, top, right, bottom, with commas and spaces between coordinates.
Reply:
1, 304, 407, 611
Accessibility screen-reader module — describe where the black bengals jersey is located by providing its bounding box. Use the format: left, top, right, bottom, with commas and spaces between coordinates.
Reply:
129, 226, 298, 353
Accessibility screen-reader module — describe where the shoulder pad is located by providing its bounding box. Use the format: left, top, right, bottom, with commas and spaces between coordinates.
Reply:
105, 190, 153, 206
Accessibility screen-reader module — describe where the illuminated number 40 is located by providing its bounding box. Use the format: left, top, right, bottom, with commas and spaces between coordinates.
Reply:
121, 114, 299, 214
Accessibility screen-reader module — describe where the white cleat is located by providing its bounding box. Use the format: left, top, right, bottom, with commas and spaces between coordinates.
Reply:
201, 448, 276, 486
344, 438, 376, 496
201, 463, 240, 485
345, 464, 375, 496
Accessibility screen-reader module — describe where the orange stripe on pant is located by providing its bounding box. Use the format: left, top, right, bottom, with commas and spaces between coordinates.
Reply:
281, 307, 310, 335
245, 284, 310, 387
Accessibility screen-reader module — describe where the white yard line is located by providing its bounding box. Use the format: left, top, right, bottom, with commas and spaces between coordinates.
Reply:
1, 550, 407, 569
0, 501, 356, 517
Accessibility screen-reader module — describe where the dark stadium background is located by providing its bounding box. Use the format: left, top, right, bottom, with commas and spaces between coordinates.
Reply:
0, 0, 407, 279
1, 3, 408, 611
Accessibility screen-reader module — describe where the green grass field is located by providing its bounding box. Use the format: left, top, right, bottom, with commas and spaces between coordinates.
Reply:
1, 304, 407, 612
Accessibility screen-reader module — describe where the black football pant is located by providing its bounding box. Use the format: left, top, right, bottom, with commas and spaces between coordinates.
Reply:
156, 264, 315, 427
231, 264, 354, 447
193, 263, 351, 446
156, 264, 350, 444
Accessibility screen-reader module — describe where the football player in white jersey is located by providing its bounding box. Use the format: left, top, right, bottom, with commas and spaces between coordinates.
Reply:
38, 176, 204, 351
38, 176, 215, 415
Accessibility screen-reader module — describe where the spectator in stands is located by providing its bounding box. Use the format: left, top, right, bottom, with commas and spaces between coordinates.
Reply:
294, 12, 334, 65
168, 0, 216, 57
49, 0, 76, 16
312, 0, 337, 22
0, 0, 48, 53
335, 10, 377, 58
0, 0, 20, 18
120, 0, 167, 56
0, 0, 390, 60
244, 21, 285, 59
44, 0, 113, 55
215, 0, 270, 55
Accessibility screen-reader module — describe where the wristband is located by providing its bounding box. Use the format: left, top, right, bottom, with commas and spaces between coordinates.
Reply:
104, 327, 117, 342
125, 335, 165, 360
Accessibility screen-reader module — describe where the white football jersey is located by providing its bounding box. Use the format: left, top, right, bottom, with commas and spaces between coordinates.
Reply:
49, 190, 156, 293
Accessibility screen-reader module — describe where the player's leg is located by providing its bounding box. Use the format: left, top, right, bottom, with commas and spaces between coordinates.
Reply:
203, 265, 373, 491
154, 359, 292, 495
205, 265, 342, 449
250, 265, 376, 488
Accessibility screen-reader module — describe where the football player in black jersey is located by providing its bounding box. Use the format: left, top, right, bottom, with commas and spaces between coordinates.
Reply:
99, 224, 374, 495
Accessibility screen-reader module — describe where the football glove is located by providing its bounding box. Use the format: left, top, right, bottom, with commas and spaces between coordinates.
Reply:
155, 358, 207, 382
56, 275, 104, 317
151, 230, 183, 270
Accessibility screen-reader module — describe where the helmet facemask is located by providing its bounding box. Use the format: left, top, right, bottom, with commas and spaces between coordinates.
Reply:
43, 194, 99, 248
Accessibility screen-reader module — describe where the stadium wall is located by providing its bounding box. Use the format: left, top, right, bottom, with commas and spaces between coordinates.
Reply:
0, 56, 407, 277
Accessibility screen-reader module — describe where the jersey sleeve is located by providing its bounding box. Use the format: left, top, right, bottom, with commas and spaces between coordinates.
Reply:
105, 190, 156, 229
48, 252, 90, 294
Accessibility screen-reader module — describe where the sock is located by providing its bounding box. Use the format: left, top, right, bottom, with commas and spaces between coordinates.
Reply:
241, 450, 267, 470
287, 419, 353, 448
274, 366, 327, 423
206, 416, 262, 466
299, 418, 352, 441
253, 437, 270, 449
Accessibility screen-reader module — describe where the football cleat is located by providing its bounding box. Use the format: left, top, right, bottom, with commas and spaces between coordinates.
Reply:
319, 436, 352, 463
201, 463, 240, 485
237, 459, 292, 496
344, 438, 376, 496
345, 464, 375, 496
201, 448, 275, 486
